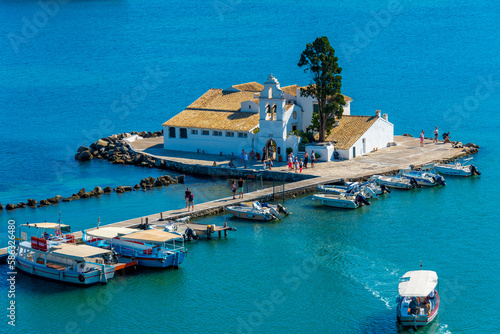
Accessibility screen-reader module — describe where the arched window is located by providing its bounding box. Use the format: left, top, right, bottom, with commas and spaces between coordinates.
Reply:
271, 104, 277, 120
268, 87, 272, 99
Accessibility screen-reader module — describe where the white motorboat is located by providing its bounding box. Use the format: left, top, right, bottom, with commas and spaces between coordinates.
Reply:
434, 158, 481, 177
312, 193, 370, 209
369, 175, 417, 190
226, 202, 288, 222
317, 181, 385, 199
396, 270, 440, 328
400, 166, 446, 187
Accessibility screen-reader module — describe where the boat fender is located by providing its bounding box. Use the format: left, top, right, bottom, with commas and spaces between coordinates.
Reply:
78, 274, 85, 283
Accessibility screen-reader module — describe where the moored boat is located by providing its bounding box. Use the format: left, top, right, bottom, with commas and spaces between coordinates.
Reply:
312, 193, 370, 209
400, 166, 446, 187
434, 158, 481, 177
226, 202, 288, 221
83, 227, 186, 268
396, 270, 440, 328
369, 175, 417, 190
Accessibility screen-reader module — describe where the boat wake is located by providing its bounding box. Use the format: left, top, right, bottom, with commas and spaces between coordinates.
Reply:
314, 242, 401, 310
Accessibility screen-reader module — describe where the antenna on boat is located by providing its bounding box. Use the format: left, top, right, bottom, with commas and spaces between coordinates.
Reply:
420, 261, 422, 270
97, 217, 100, 229
58, 211, 61, 225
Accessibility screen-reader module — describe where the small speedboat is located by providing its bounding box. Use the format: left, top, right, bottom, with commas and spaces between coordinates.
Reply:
84, 227, 186, 268
317, 182, 385, 199
396, 270, 440, 328
226, 202, 288, 222
400, 166, 446, 187
369, 175, 417, 190
434, 158, 481, 177
312, 193, 370, 209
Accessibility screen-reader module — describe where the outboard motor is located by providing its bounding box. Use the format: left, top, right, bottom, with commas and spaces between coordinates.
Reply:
470, 165, 481, 176
185, 227, 198, 241
277, 204, 288, 216
380, 184, 391, 194
409, 177, 420, 188
355, 194, 370, 206
435, 175, 446, 186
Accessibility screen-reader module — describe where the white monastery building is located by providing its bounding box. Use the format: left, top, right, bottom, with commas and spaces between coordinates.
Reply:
162, 75, 393, 160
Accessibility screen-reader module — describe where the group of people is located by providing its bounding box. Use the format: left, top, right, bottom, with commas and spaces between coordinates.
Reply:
184, 187, 194, 211
231, 178, 245, 199
420, 127, 451, 147
408, 290, 435, 316
287, 150, 316, 173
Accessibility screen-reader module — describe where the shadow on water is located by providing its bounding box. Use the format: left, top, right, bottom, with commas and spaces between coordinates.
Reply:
361, 310, 445, 334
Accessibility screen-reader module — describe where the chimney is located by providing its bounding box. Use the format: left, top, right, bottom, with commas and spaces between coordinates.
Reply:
375, 110, 381, 118
383, 113, 388, 121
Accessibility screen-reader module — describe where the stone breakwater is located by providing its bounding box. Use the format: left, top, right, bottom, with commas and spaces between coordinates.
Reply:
0, 174, 184, 212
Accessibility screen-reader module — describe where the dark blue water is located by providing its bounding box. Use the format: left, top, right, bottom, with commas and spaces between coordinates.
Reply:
0, 0, 499, 333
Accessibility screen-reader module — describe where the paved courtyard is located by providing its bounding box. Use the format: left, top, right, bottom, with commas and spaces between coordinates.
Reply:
130, 136, 466, 179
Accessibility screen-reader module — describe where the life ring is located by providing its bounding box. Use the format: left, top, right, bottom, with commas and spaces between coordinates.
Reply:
78, 274, 85, 282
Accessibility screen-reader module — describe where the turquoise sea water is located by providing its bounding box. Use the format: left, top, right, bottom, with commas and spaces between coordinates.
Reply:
0, 0, 499, 333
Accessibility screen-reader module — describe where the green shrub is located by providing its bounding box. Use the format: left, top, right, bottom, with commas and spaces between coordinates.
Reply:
286, 147, 294, 155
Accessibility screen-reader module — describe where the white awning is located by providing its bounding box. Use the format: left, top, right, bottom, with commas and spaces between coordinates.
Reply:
85, 227, 138, 239
21, 222, 71, 231
121, 230, 182, 244
398, 270, 438, 297
51, 244, 112, 261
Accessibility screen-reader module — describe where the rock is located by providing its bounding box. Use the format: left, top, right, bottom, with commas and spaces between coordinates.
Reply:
140, 161, 150, 167
0, 203, 3, 211
100, 137, 110, 142
140, 177, 156, 188
158, 175, 171, 185
465, 143, 480, 148
47, 196, 62, 204
80, 192, 92, 199
62, 195, 80, 202
96, 139, 109, 149
113, 159, 125, 165
17, 202, 27, 208
78, 188, 86, 197
93, 186, 104, 195
76, 150, 93, 161
103, 186, 112, 193
120, 146, 129, 153
27, 199, 38, 206
154, 180, 163, 187
402, 134, 413, 137
133, 184, 141, 190
109, 134, 118, 141
77, 145, 90, 153
90, 142, 97, 151
116, 186, 125, 193
123, 186, 132, 192
39, 200, 50, 206
178, 175, 185, 184
6, 204, 16, 210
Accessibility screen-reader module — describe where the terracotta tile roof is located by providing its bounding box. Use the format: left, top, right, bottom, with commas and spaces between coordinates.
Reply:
163, 109, 259, 131
315, 115, 378, 150
281, 84, 300, 96
232, 82, 264, 92
163, 85, 261, 131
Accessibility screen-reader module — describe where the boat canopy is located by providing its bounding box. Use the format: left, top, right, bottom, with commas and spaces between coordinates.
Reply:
20, 222, 71, 233
398, 270, 438, 297
51, 243, 112, 261
121, 230, 182, 243
85, 227, 138, 239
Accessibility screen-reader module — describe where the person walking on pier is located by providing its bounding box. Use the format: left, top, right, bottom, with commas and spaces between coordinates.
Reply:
433, 127, 439, 143
311, 150, 315, 168
261, 147, 266, 163
231, 180, 237, 199
299, 158, 304, 173
238, 178, 245, 199
420, 130, 425, 147
185, 188, 192, 209
188, 191, 194, 211
304, 151, 309, 168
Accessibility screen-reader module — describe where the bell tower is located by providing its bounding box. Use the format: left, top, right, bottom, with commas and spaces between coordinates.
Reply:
259, 74, 286, 122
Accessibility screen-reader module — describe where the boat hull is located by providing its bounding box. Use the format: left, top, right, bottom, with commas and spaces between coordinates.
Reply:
119, 251, 185, 268
312, 194, 359, 209
434, 165, 470, 176
16, 257, 114, 285
226, 207, 273, 221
